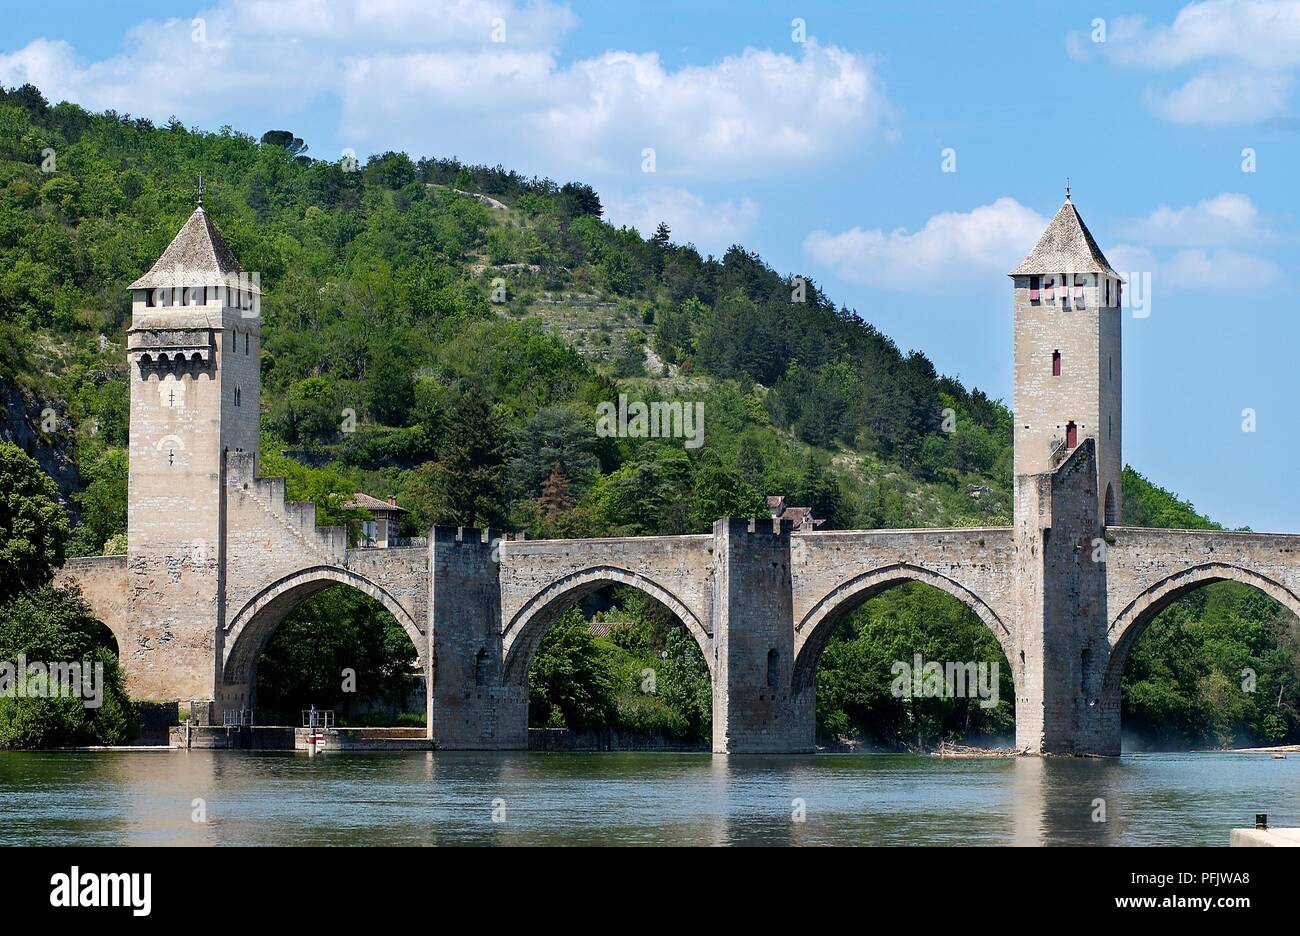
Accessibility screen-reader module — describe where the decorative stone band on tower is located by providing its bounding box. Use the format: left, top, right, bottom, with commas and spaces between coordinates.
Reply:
55, 194, 1300, 755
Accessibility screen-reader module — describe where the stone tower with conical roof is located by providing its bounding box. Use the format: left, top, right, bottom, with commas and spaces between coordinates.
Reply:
1010, 191, 1122, 525
124, 195, 261, 699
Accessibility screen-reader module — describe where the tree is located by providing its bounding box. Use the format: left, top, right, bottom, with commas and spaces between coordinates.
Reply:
538, 465, 573, 518
528, 608, 618, 731
365, 339, 416, 426
506, 405, 599, 498
255, 586, 420, 724
0, 443, 69, 602
279, 377, 343, 444
68, 448, 127, 556
413, 387, 510, 528
260, 130, 310, 164
689, 461, 766, 530
0, 585, 134, 749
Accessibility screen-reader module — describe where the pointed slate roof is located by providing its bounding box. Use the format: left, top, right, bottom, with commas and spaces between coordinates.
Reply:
1011, 198, 1117, 278
129, 206, 256, 291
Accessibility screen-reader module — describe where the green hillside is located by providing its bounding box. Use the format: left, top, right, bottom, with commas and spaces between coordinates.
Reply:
0, 83, 1295, 750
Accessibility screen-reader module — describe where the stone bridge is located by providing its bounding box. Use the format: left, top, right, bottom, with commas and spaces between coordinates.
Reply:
57, 440, 1300, 754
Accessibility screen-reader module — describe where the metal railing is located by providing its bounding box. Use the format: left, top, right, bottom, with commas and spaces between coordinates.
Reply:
301, 709, 335, 729
222, 708, 253, 727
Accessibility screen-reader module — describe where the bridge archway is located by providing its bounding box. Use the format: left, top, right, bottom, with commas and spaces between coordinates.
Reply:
792, 563, 1014, 695
1104, 562, 1300, 695
500, 565, 711, 685
220, 565, 425, 712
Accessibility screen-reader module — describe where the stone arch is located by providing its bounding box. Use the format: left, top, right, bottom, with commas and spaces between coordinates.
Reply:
501, 566, 711, 684
220, 565, 424, 707
1104, 483, 1116, 526
791, 562, 1013, 694
1104, 562, 1300, 692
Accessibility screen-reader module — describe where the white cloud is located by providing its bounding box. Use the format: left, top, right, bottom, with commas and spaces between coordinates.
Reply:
601, 188, 759, 255
1095, 1, 1300, 69
802, 197, 1046, 293
1120, 193, 1266, 245
1162, 248, 1279, 286
1108, 243, 1278, 289
340, 40, 889, 179
0, 0, 892, 181
1108, 191, 1277, 289
1144, 68, 1293, 124
1067, 0, 1300, 125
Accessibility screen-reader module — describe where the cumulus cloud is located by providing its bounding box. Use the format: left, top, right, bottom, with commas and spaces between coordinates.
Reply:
1110, 243, 1279, 288
1107, 192, 1277, 289
1144, 68, 1293, 124
1119, 193, 1267, 245
601, 188, 759, 256
1066, 0, 1300, 125
0, 0, 892, 180
802, 197, 1047, 293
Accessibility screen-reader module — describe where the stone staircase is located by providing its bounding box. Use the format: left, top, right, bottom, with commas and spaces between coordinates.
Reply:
225, 451, 347, 561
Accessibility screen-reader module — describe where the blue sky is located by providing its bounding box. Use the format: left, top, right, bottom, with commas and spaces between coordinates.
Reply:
3, 0, 1298, 530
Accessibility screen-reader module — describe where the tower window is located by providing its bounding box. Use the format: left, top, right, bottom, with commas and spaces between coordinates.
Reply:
1104, 278, 1110, 305
1044, 276, 1056, 300
1109, 356, 1113, 381
766, 648, 779, 689
1073, 275, 1085, 300
1029, 275, 1040, 301
245, 332, 249, 355
1052, 350, 1061, 376
234, 387, 241, 407
1066, 421, 1078, 448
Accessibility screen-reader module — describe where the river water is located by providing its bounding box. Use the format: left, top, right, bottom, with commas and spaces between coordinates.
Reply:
1, 750, 1295, 846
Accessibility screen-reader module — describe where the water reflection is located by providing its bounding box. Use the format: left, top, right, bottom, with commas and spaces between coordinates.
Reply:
0, 750, 1295, 846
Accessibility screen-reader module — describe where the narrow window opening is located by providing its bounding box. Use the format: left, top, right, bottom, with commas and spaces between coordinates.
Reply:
1029, 275, 1040, 301
245, 332, 250, 355
766, 648, 779, 689
1052, 350, 1061, 376
475, 649, 489, 688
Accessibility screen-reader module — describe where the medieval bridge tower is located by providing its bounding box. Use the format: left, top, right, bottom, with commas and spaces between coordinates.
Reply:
57, 190, 1300, 756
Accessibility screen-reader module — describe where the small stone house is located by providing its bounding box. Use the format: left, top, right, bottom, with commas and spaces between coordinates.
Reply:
766, 495, 826, 531
345, 492, 407, 548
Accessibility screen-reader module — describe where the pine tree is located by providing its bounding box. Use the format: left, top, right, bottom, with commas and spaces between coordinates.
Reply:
538, 464, 573, 518
435, 387, 510, 528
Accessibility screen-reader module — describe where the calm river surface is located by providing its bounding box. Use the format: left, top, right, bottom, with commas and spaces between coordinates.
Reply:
1, 750, 1295, 846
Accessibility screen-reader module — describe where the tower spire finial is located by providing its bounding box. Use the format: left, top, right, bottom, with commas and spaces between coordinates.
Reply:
197, 172, 204, 209
1065, 177, 1071, 201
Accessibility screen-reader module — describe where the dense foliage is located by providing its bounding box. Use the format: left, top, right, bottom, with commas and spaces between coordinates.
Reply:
1, 82, 1296, 749
255, 587, 422, 726
0, 442, 133, 747
529, 591, 712, 742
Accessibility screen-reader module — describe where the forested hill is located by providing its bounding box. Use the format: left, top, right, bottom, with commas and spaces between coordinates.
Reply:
0, 81, 1018, 546
2, 83, 1295, 750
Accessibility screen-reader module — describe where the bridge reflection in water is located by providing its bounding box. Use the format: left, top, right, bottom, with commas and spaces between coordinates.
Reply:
2, 750, 1294, 846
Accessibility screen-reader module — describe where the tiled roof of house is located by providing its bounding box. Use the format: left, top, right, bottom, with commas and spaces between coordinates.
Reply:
1011, 198, 1118, 277
345, 492, 407, 513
